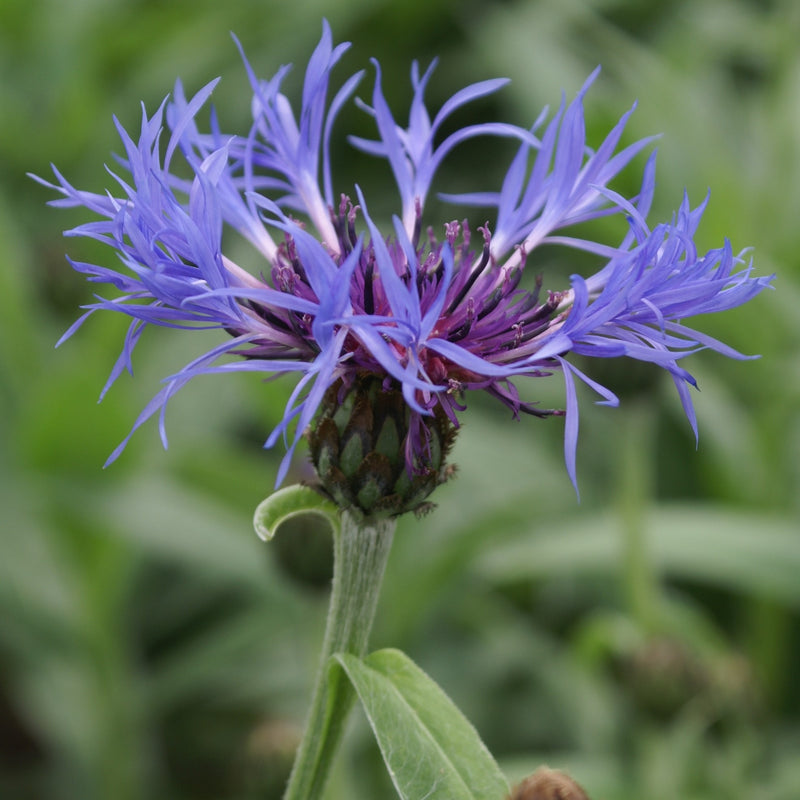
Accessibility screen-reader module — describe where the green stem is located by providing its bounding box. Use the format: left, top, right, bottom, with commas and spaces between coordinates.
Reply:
282, 510, 396, 800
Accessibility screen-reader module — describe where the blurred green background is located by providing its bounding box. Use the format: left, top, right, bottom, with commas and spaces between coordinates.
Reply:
2, 0, 799, 798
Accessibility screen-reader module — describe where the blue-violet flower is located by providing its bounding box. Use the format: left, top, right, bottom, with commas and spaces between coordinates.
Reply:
36, 21, 773, 513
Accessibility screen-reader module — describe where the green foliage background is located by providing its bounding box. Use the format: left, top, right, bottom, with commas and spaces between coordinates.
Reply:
1, 0, 798, 798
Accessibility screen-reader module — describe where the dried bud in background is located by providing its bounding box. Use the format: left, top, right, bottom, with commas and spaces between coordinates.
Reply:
509, 766, 590, 800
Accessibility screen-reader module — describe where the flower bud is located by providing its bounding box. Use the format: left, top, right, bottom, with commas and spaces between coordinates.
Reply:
308, 376, 456, 520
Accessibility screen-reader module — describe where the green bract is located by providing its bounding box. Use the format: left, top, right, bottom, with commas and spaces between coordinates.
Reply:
309, 376, 457, 519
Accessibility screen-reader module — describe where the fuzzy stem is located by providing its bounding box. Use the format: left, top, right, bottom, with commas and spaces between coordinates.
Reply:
282, 510, 396, 800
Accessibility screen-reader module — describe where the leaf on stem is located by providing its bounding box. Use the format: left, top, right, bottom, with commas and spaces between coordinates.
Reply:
253, 484, 339, 542
334, 648, 509, 800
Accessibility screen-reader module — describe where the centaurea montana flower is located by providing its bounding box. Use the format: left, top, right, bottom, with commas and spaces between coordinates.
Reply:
36, 21, 772, 516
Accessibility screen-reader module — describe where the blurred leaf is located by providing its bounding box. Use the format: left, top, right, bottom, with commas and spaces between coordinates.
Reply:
0, 482, 78, 639
479, 504, 800, 605
95, 474, 272, 586
380, 409, 573, 642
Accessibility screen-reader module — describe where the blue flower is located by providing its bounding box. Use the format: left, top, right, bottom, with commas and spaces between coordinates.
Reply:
35, 21, 773, 493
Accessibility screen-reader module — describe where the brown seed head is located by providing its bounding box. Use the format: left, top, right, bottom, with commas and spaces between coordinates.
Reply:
509, 767, 590, 800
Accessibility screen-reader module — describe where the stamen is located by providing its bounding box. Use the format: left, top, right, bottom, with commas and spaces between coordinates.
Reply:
426, 225, 438, 249
449, 319, 472, 342
411, 198, 423, 249
284, 237, 309, 284
245, 299, 293, 332
445, 230, 492, 314
287, 310, 316, 352
449, 297, 476, 341
431, 256, 445, 284
444, 220, 460, 245
476, 286, 504, 320
363, 253, 375, 314
518, 290, 560, 326
347, 200, 360, 248
511, 274, 544, 317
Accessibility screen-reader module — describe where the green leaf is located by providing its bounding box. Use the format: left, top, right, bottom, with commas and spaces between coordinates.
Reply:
334, 648, 509, 800
478, 504, 800, 606
253, 484, 339, 542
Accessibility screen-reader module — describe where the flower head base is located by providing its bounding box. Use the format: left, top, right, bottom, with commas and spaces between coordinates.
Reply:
309, 375, 457, 520
35, 21, 773, 506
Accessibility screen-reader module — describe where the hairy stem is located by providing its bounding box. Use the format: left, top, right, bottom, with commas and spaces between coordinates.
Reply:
282, 511, 396, 800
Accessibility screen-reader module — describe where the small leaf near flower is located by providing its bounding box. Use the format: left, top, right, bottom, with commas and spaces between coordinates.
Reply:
253, 484, 339, 542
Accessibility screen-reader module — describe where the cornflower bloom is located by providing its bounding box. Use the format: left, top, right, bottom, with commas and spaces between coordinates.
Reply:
36, 22, 772, 517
